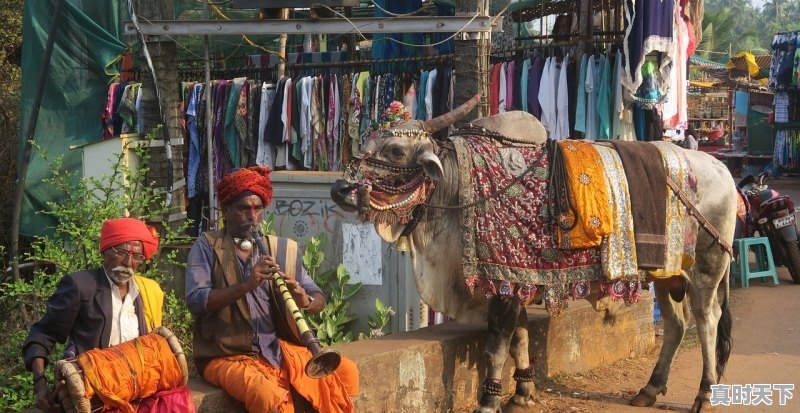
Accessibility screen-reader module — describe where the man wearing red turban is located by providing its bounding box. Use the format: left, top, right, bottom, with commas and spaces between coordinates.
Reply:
23, 217, 165, 412
186, 167, 359, 413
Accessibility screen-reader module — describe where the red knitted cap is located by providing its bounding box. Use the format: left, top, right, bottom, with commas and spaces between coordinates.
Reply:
216, 166, 273, 206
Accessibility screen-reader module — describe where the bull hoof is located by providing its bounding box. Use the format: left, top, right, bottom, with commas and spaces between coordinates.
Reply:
472, 408, 500, 413
629, 390, 657, 407
690, 396, 713, 413
502, 397, 534, 412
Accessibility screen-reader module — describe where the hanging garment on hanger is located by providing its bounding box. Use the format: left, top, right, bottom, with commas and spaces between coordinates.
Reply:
256, 82, 277, 167
521, 58, 531, 113
528, 57, 545, 119
554, 54, 570, 140
498, 62, 507, 114
575, 54, 588, 134
597, 52, 613, 139
489, 63, 501, 115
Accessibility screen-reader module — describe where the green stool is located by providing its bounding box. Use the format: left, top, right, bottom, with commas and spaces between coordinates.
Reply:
731, 237, 779, 288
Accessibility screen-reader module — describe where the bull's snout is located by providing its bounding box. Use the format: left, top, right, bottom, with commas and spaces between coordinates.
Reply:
331, 179, 358, 212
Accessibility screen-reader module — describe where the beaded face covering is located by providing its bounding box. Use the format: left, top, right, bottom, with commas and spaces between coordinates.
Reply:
345, 126, 437, 225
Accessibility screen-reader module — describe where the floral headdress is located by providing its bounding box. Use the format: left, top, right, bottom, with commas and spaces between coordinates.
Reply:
373, 101, 412, 131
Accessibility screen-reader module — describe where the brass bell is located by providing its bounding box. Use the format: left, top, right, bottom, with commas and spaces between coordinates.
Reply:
393, 235, 412, 254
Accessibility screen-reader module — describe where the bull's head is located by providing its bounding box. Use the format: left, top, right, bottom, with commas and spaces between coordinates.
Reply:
331, 93, 481, 243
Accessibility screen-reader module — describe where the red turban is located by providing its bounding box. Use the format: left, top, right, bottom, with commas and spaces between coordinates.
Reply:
216, 166, 273, 206
99, 218, 160, 260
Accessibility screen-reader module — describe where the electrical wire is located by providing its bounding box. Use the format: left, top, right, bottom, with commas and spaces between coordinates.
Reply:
314, 3, 481, 48
125, 0, 174, 207
211, 4, 286, 60
364, 0, 433, 17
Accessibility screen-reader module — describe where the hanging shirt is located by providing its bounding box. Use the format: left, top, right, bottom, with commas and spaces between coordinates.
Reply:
505, 61, 515, 111
538, 57, 553, 134
498, 63, 507, 114
426, 69, 437, 120
521, 59, 531, 113
612, 51, 625, 139
490, 64, 501, 115
574, 54, 588, 133
555, 54, 570, 140
597, 54, 613, 139
584, 55, 601, 140
256, 83, 277, 167
528, 57, 545, 119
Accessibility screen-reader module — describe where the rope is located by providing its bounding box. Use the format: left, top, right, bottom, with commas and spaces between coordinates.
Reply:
547, 140, 579, 232
665, 175, 733, 256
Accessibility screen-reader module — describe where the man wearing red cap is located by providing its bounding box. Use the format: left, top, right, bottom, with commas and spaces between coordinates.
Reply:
22, 217, 165, 413
186, 166, 359, 413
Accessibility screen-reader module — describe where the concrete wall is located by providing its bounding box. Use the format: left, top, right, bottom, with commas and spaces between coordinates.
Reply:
21, 296, 655, 413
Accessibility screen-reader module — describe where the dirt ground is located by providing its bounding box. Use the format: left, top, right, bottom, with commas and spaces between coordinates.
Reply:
512, 235, 800, 412
501, 175, 800, 413
512, 260, 800, 412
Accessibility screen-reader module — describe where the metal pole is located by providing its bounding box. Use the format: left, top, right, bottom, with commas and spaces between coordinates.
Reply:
11, 0, 67, 295
277, 8, 289, 79
204, 0, 216, 227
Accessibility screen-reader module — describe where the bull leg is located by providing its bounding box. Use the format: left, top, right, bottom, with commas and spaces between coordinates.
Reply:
502, 304, 536, 413
686, 280, 723, 413
631, 278, 687, 407
474, 296, 521, 413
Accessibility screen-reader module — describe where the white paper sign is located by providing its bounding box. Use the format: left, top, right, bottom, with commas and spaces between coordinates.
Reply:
342, 223, 383, 285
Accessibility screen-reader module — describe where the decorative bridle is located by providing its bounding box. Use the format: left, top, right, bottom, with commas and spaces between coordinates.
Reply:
344, 124, 548, 252
344, 124, 439, 227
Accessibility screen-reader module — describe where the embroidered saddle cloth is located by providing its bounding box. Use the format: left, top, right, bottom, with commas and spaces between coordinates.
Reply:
452, 133, 699, 301
451, 134, 603, 294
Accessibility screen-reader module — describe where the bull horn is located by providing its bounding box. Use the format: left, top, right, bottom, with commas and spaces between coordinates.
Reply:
423, 92, 482, 133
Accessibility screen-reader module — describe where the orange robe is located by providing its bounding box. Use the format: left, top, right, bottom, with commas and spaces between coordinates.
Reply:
203, 340, 359, 413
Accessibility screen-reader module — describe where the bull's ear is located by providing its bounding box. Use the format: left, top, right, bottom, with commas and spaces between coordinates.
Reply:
417, 151, 444, 181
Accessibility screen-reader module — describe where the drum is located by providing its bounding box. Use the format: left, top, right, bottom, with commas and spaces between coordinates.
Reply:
54, 326, 189, 413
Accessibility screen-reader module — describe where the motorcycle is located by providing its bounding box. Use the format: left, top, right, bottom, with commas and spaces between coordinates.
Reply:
736, 173, 800, 284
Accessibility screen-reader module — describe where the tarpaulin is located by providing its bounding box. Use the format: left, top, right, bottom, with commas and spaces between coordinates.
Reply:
18, 0, 125, 236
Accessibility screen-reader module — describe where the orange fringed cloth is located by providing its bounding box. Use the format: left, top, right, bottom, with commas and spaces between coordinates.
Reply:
77, 333, 184, 413
555, 140, 613, 249
203, 340, 358, 413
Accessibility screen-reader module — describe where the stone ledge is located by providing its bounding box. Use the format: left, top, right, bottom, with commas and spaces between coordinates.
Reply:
22, 297, 654, 413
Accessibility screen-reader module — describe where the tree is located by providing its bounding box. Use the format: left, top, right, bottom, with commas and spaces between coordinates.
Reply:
699, 7, 762, 57
0, 0, 24, 254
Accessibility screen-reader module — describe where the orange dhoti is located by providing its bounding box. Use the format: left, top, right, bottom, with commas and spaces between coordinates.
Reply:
203, 340, 359, 413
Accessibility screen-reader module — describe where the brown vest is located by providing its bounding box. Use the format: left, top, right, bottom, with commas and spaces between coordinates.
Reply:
192, 228, 302, 375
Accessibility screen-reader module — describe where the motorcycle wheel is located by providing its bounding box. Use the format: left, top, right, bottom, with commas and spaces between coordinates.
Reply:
780, 239, 800, 284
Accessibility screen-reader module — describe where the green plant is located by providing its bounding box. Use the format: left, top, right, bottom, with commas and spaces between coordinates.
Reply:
303, 233, 362, 345
358, 298, 395, 340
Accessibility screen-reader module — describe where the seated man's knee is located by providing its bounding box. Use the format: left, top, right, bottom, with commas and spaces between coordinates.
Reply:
336, 356, 360, 397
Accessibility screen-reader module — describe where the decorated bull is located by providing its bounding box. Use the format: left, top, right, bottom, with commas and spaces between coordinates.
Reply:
331, 95, 737, 413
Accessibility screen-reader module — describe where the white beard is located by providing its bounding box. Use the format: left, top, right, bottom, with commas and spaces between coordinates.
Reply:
109, 266, 135, 285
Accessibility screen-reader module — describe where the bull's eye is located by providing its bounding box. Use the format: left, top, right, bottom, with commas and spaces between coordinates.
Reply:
388, 147, 405, 159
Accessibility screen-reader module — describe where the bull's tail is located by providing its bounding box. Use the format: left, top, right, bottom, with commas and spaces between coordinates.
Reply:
716, 265, 732, 382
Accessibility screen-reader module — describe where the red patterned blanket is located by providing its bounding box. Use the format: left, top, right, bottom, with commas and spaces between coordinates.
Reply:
451, 134, 603, 304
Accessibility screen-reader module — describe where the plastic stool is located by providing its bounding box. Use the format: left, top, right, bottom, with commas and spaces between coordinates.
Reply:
731, 237, 779, 288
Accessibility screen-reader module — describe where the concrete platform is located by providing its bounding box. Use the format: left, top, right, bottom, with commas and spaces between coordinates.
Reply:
23, 296, 655, 413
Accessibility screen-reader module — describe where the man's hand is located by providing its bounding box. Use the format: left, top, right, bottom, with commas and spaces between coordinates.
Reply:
34, 376, 59, 413
281, 272, 312, 308
247, 255, 281, 291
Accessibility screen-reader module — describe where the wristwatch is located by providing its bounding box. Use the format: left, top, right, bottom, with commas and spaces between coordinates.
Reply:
300, 295, 315, 309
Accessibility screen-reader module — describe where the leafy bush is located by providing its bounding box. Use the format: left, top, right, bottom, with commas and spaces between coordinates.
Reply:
303, 233, 363, 345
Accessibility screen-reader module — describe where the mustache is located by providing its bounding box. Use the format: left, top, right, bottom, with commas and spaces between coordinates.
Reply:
111, 266, 135, 278
239, 222, 258, 232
